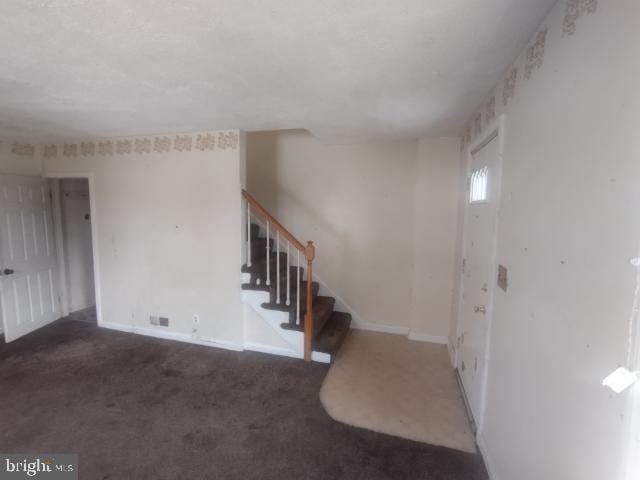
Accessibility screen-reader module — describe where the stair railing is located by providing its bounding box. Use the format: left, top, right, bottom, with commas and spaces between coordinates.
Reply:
242, 190, 315, 361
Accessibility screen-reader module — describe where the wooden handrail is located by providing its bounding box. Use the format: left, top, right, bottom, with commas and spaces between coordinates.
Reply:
242, 189, 315, 361
242, 190, 306, 253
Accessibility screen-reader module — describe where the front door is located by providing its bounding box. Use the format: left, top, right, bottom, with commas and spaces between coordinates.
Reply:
458, 133, 502, 425
0, 175, 59, 342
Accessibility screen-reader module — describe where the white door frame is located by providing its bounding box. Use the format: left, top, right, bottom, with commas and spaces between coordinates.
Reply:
623, 293, 640, 480
49, 179, 70, 316
624, 385, 640, 480
455, 114, 506, 434
45, 173, 103, 326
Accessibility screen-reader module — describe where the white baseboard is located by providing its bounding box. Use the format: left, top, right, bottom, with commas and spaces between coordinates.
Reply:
244, 341, 301, 359
351, 320, 410, 336
447, 338, 457, 367
407, 331, 448, 344
476, 432, 500, 480
99, 321, 244, 352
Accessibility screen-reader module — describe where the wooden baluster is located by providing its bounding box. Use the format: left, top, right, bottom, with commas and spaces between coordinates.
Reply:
296, 250, 300, 325
304, 241, 315, 362
247, 203, 251, 267
266, 221, 271, 286
286, 242, 291, 306
276, 231, 280, 304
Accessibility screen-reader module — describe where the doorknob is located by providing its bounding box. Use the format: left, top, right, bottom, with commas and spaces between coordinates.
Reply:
2, 268, 14, 275
474, 305, 486, 314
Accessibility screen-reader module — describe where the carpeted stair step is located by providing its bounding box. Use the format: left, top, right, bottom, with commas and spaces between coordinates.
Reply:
313, 311, 352, 358
262, 281, 320, 323
249, 237, 274, 261
241, 252, 287, 273
242, 265, 302, 291
243, 222, 352, 361
242, 254, 302, 286
280, 295, 334, 333
249, 223, 260, 240
267, 273, 317, 304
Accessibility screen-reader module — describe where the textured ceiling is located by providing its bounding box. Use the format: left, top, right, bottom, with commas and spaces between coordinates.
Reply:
0, 0, 556, 143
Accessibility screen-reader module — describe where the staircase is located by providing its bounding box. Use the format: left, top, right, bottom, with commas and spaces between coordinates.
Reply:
241, 190, 351, 362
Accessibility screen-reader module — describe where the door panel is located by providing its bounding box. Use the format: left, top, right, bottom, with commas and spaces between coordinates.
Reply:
458, 135, 501, 425
0, 175, 59, 342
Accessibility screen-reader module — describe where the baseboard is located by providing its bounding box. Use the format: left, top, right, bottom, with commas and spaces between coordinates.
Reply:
476, 432, 500, 480
407, 331, 448, 344
447, 339, 457, 367
99, 321, 244, 352
350, 320, 410, 336
243, 341, 301, 359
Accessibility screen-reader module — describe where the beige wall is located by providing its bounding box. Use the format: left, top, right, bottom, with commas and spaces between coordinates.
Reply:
40, 131, 245, 347
410, 138, 463, 341
247, 130, 461, 340
456, 2, 640, 480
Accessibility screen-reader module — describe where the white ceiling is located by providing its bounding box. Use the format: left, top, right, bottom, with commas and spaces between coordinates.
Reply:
0, 0, 556, 143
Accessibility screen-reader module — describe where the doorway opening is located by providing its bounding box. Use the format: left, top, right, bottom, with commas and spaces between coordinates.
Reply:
49, 177, 97, 325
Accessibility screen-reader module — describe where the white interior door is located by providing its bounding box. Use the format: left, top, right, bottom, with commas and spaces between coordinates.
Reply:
0, 175, 59, 342
458, 134, 501, 424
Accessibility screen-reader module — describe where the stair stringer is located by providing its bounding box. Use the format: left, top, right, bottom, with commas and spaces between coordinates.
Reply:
241, 275, 330, 363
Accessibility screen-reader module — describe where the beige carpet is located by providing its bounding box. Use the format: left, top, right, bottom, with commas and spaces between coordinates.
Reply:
320, 330, 476, 453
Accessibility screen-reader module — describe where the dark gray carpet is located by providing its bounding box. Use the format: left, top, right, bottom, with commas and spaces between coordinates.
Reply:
0, 318, 488, 480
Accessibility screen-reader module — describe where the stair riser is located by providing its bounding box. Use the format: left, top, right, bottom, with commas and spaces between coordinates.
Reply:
249, 239, 274, 260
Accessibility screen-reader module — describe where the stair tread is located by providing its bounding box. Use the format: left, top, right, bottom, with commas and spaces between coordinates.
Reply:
313, 311, 352, 356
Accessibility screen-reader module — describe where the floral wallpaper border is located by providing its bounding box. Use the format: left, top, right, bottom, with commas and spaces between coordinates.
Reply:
11, 142, 36, 156
460, 0, 599, 152
562, 0, 598, 36
45, 131, 239, 159
8, 131, 239, 159
524, 28, 547, 80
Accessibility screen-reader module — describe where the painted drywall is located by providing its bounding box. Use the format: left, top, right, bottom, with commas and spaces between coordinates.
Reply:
243, 303, 291, 352
454, 2, 640, 480
410, 138, 464, 342
60, 178, 95, 312
41, 131, 245, 347
247, 130, 461, 339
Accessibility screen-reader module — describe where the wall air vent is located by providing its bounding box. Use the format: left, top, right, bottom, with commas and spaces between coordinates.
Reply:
150, 315, 169, 327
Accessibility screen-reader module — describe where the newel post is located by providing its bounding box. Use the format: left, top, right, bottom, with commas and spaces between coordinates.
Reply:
303, 241, 315, 362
